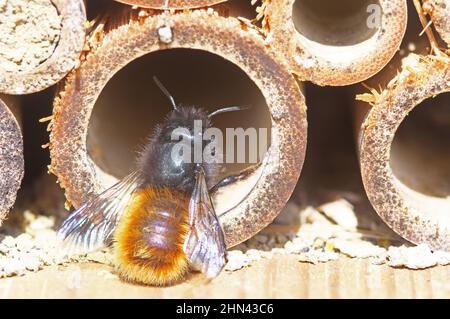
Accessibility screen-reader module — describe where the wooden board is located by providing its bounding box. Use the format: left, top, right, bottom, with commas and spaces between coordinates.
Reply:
1, 256, 449, 298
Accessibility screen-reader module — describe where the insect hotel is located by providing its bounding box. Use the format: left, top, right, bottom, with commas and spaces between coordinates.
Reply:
0, 0, 449, 298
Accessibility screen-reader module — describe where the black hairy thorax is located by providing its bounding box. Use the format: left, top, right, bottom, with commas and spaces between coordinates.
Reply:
137, 106, 221, 193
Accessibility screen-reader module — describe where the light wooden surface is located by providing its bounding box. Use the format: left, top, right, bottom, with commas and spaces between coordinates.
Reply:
1, 255, 449, 298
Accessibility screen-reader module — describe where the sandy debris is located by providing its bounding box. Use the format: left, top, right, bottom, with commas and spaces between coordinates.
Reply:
158, 26, 173, 44
0, 0, 61, 73
0, 211, 112, 279
318, 199, 358, 231
332, 238, 386, 259
299, 206, 333, 226
1, 197, 450, 278
297, 250, 339, 265
223, 200, 450, 273
0, 211, 64, 278
387, 244, 450, 269
224, 251, 253, 271
0, 232, 63, 278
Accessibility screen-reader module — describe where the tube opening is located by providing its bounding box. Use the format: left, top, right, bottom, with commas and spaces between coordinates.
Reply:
214, 0, 261, 20
390, 93, 450, 201
88, 48, 272, 213
292, 0, 381, 46
0, 0, 62, 73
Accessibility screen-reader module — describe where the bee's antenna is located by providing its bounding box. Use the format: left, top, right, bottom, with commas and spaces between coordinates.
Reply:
153, 76, 177, 110
208, 106, 250, 119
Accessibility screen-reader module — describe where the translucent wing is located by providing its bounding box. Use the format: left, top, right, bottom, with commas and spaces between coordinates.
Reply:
183, 166, 227, 278
58, 171, 142, 255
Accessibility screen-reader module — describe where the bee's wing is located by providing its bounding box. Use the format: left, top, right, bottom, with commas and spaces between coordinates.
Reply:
183, 166, 227, 278
58, 171, 142, 255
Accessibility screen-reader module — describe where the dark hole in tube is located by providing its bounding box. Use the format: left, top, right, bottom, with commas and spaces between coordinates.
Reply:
391, 93, 450, 199
292, 0, 381, 46
88, 48, 272, 188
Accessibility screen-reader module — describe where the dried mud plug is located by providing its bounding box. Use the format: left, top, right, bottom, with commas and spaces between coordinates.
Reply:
358, 54, 450, 252
0, 0, 86, 95
0, 97, 24, 224
113, 0, 227, 9
261, 0, 408, 86
50, 11, 307, 258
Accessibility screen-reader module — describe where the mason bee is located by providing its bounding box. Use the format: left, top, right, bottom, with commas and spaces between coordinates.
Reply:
58, 77, 256, 286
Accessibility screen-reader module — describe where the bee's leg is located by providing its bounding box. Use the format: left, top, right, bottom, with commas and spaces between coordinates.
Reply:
209, 162, 262, 194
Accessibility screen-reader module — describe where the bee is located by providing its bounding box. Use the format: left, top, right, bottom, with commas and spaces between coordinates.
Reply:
58, 77, 256, 286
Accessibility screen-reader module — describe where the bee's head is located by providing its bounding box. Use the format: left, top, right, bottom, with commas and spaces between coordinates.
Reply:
139, 106, 216, 193
160, 106, 211, 142
137, 77, 247, 192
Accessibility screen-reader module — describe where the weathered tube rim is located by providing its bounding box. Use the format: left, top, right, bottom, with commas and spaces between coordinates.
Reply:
113, 0, 227, 9
49, 11, 307, 248
359, 54, 450, 251
0, 98, 24, 223
0, 0, 86, 95
425, 0, 450, 45
262, 0, 408, 86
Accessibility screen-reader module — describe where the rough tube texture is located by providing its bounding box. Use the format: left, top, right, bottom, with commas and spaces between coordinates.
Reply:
49, 10, 308, 248
262, 0, 408, 86
358, 53, 450, 251
0, 97, 24, 224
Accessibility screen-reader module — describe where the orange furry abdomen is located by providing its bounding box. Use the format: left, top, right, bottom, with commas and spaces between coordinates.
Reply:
113, 187, 190, 286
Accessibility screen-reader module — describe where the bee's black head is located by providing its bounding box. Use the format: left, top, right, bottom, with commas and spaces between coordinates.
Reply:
137, 77, 248, 193
138, 106, 219, 193
158, 106, 211, 143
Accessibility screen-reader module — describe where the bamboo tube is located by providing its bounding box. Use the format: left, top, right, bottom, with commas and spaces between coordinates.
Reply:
353, 1, 450, 251
49, 10, 308, 248
261, 0, 408, 86
356, 53, 450, 252
0, 96, 24, 224
113, 0, 226, 9
0, 0, 86, 95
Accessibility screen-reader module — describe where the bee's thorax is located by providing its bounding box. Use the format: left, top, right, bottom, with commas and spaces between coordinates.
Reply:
137, 106, 219, 193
